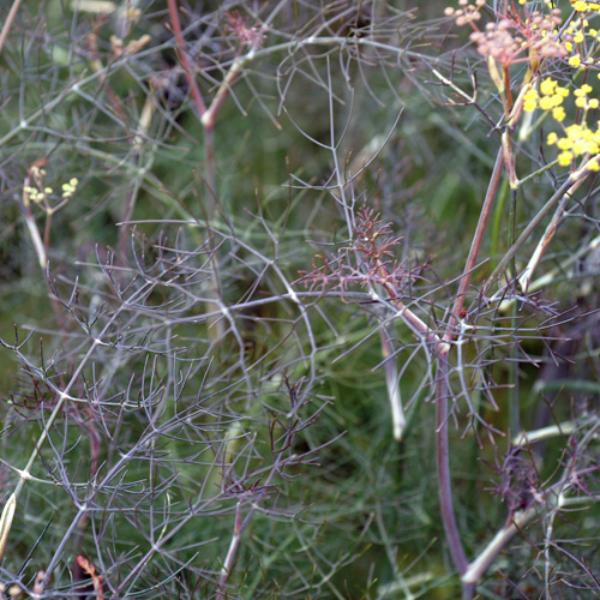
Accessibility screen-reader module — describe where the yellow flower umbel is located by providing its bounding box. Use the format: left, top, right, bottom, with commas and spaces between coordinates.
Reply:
22, 164, 51, 207
571, 1, 600, 12
61, 177, 79, 199
523, 77, 570, 122
524, 77, 599, 172
547, 122, 600, 171
574, 84, 599, 110
22, 171, 80, 217
23, 184, 53, 206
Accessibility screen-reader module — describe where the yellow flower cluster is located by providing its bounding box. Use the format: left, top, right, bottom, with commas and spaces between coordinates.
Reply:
24, 176, 79, 206
525, 78, 600, 171
564, 22, 587, 49
61, 177, 79, 199
574, 84, 599, 110
448, 0, 600, 174
562, 15, 600, 69
523, 77, 569, 122
572, 1, 600, 12
23, 184, 53, 205
547, 124, 600, 169
546, 84, 600, 171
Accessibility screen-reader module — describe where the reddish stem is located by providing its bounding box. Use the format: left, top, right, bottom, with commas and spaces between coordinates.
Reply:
436, 147, 504, 585
445, 148, 504, 341
0, 0, 23, 55
204, 124, 217, 211
503, 65, 513, 115
436, 350, 468, 575
166, 0, 207, 118
43, 211, 53, 256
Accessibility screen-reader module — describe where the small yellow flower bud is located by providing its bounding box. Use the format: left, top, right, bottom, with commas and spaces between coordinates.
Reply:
540, 78, 556, 96
558, 151, 573, 167
552, 106, 566, 122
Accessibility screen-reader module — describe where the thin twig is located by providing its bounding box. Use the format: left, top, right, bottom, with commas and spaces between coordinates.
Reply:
0, 0, 23, 55
518, 192, 571, 293
216, 501, 243, 600
462, 484, 599, 587
462, 503, 538, 587
512, 422, 578, 446
485, 172, 588, 296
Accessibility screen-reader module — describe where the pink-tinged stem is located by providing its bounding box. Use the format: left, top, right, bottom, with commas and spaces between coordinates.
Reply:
435, 147, 504, 588
445, 148, 504, 341
166, 0, 207, 118
0, 0, 23, 55
436, 349, 468, 576
166, 0, 226, 339
204, 125, 217, 212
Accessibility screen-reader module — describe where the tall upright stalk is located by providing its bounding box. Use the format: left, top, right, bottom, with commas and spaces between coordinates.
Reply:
434, 148, 504, 586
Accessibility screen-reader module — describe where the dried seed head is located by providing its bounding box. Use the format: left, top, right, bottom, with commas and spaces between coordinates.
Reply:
451, 3, 568, 65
